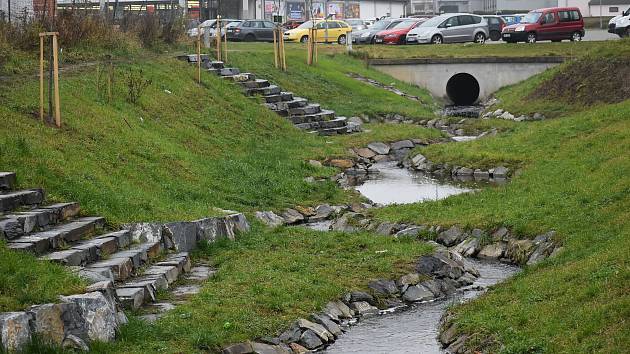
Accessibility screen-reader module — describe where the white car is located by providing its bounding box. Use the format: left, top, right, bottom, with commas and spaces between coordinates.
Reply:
187, 19, 239, 38
608, 7, 630, 37
406, 13, 489, 44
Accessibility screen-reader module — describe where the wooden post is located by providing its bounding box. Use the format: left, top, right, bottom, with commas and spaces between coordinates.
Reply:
39, 35, 44, 122
223, 30, 228, 63
52, 34, 61, 127
280, 29, 286, 71
273, 27, 278, 68
196, 25, 201, 84
216, 16, 222, 61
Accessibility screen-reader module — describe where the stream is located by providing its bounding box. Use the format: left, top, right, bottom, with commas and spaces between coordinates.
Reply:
324, 260, 520, 354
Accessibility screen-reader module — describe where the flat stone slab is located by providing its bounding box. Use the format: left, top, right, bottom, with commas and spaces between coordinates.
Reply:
171, 284, 201, 298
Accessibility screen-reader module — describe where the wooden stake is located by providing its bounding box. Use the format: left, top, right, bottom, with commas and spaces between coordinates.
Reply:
273, 28, 278, 68
280, 30, 287, 71
216, 16, 222, 61
39, 35, 44, 121
223, 30, 228, 63
52, 34, 61, 127
107, 58, 113, 102
197, 25, 201, 84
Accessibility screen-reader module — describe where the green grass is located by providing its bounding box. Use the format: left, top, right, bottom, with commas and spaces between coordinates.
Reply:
0, 47, 439, 311
0, 245, 85, 312
353, 40, 610, 60
86, 224, 433, 353
225, 42, 437, 119
371, 51, 630, 352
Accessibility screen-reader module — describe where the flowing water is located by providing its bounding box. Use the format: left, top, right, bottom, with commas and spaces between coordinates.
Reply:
324, 260, 520, 354
354, 162, 473, 205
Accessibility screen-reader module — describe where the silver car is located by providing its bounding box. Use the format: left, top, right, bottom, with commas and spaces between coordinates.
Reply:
406, 13, 489, 44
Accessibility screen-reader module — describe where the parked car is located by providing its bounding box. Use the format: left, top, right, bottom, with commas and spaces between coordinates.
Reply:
188, 19, 238, 37
374, 19, 425, 44
345, 18, 368, 31
226, 20, 276, 42
608, 7, 630, 37
502, 7, 584, 43
483, 15, 507, 41
283, 20, 352, 44
282, 20, 305, 30
352, 18, 406, 44
502, 14, 525, 26
406, 13, 489, 44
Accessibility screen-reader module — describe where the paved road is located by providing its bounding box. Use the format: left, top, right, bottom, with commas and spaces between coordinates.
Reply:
487, 29, 619, 44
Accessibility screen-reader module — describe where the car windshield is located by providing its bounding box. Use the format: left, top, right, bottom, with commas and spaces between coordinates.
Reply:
297, 21, 313, 29
392, 20, 417, 29
369, 20, 392, 30
418, 16, 444, 27
521, 12, 542, 23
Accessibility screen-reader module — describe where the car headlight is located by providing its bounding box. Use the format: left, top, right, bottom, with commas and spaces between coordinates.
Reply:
515, 25, 526, 32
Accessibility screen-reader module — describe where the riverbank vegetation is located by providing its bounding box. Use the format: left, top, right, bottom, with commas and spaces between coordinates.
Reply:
373, 40, 630, 353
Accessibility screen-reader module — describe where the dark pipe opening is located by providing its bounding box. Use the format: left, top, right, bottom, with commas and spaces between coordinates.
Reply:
446, 73, 480, 105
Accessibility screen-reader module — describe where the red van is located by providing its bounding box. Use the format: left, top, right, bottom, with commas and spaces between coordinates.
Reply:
502, 7, 585, 43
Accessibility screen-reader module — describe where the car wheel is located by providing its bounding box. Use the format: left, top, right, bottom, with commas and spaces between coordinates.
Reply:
527, 32, 537, 44
431, 34, 443, 44
244, 34, 256, 42
370, 36, 376, 44
474, 32, 486, 44
300, 35, 309, 43
490, 31, 501, 41
570, 31, 582, 41
338, 34, 347, 45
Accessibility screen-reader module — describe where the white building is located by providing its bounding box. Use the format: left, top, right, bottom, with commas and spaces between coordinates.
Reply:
585, 0, 630, 16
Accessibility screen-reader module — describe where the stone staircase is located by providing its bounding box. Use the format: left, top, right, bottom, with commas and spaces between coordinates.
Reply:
1, 172, 191, 311
179, 55, 354, 136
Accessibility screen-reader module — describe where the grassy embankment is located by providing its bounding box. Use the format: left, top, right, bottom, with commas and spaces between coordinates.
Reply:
373, 40, 630, 353
0, 44, 439, 316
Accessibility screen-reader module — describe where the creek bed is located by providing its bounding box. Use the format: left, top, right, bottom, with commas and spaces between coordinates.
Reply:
354, 162, 474, 205
324, 260, 520, 354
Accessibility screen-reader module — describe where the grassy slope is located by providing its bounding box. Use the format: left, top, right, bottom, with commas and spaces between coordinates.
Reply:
353, 40, 608, 59
373, 44, 630, 353
0, 47, 439, 312
226, 42, 436, 119
88, 225, 432, 353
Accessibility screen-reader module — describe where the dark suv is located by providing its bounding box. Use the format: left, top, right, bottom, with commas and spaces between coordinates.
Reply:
226, 20, 276, 42
483, 15, 506, 41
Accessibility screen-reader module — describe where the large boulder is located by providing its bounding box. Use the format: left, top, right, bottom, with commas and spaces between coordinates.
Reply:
390, 140, 414, 150
368, 279, 399, 296
402, 285, 434, 302
298, 329, 323, 349
451, 237, 480, 257
281, 209, 304, 225
28, 303, 81, 346
367, 142, 390, 155
415, 252, 466, 280
60, 291, 119, 342
296, 318, 333, 342
478, 242, 507, 260
436, 226, 466, 247
0, 312, 31, 352
255, 211, 285, 228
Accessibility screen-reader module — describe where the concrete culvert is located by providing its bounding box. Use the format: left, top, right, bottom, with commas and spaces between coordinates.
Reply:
446, 73, 480, 105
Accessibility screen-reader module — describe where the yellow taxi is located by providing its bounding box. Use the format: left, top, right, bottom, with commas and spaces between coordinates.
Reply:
283, 19, 352, 44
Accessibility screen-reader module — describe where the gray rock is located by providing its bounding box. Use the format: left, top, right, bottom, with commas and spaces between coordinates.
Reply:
0, 218, 21, 239
162, 221, 197, 252
492, 109, 504, 116
390, 140, 414, 150
439, 323, 459, 346
310, 313, 342, 338
491, 166, 509, 178
533, 112, 545, 120
395, 226, 425, 238
62, 334, 89, 351
347, 117, 364, 125
367, 142, 390, 155
221, 342, 254, 354
451, 237, 480, 257
299, 329, 323, 349
278, 323, 301, 344
456, 167, 474, 176
296, 318, 333, 342
349, 301, 379, 316
252, 342, 291, 354
330, 213, 358, 233
419, 279, 444, 297
368, 279, 398, 296
375, 222, 396, 236
499, 111, 515, 120
255, 211, 285, 228
308, 160, 322, 168
473, 169, 490, 179
446, 334, 468, 353
345, 291, 374, 304
492, 227, 510, 242
0, 312, 31, 352
506, 239, 535, 264
333, 300, 354, 318
60, 291, 119, 342
411, 153, 427, 168
311, 204, 334, 220
281, 209, 304, 225
436, 226, 465, 247
415, 252, 465, 280
125, 222, 164, 245
477, 242, 507, 260
402, 285, 434, 302
397, 273, 421, 289
527, 241, 555, 265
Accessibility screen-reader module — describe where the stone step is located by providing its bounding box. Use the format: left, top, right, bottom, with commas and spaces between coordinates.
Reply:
40, 230, 132, 266
0, 189, 45, 213
318, 126, 350, 136
239, 79, 270, 89
288, 110, 336, 124
218, 67, 240, 76
1, 202, 80, 239
116, 252, 191, 310
246, 85, 281, 96
275, 98, 308, 110
179, 54, 209, 63
295, 118, 347, 132
222, 73, 256, 82
6, 217, 105, 254
83, 241, 161, 282
289, 104, 321, 116
203, 60, 224, 70
263, 92, 294, 103
0, 172, 16, 191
